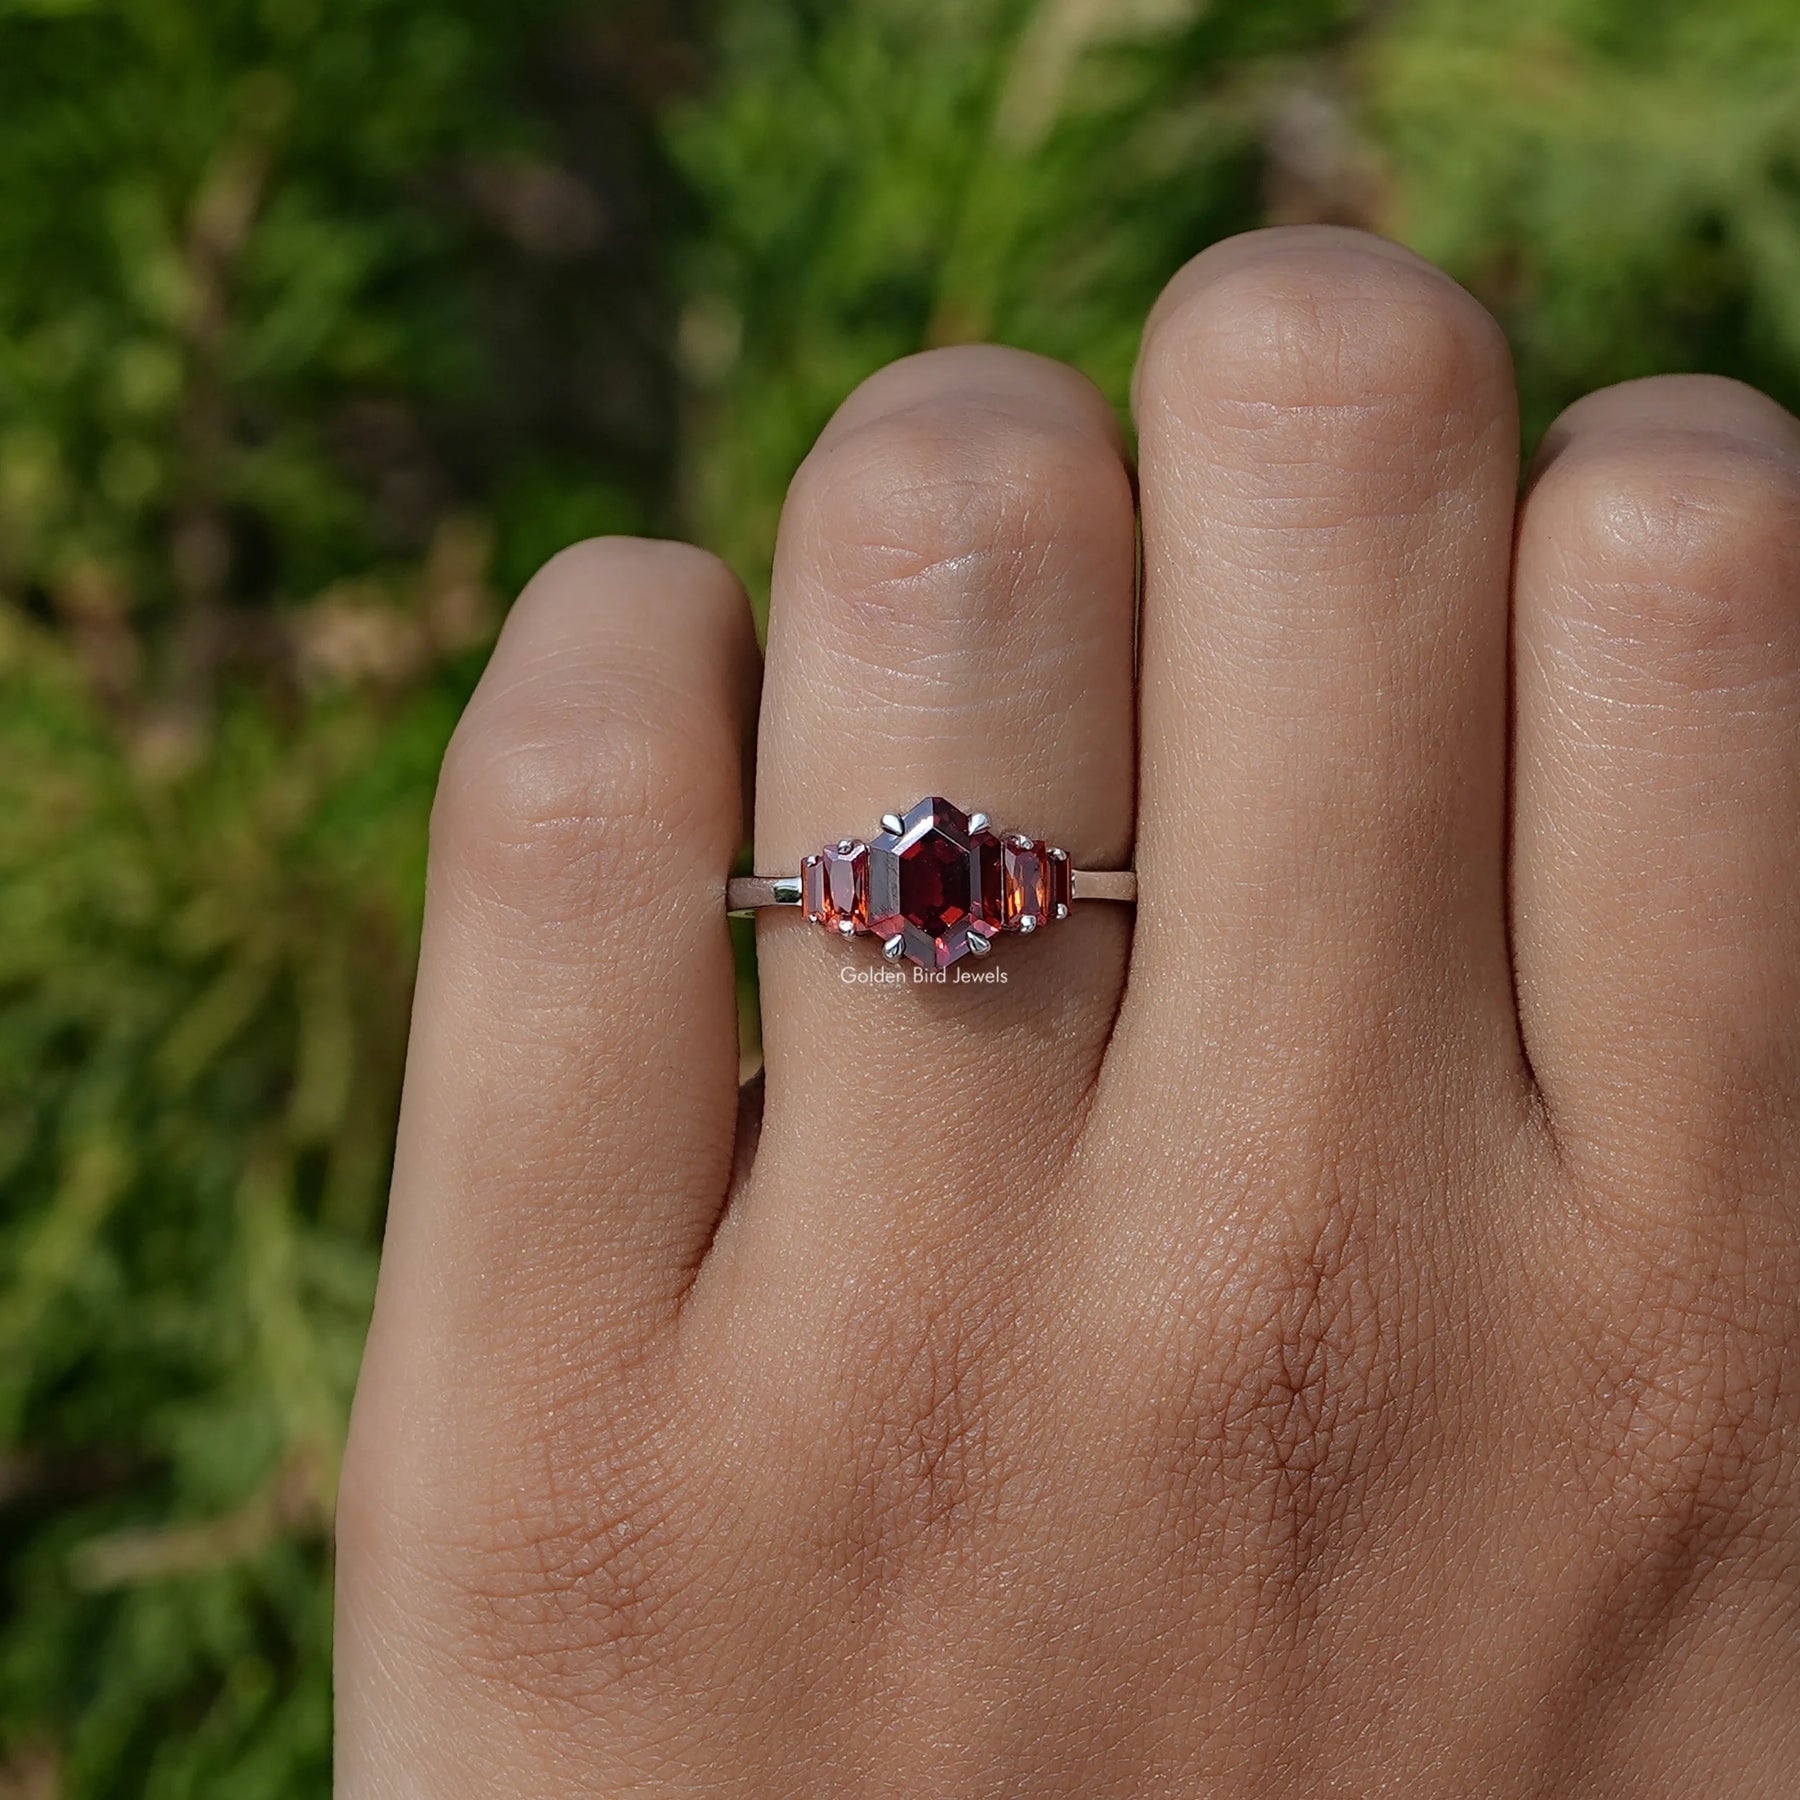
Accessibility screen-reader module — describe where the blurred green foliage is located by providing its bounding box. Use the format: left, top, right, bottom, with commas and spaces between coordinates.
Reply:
2, 0, 1798, 1791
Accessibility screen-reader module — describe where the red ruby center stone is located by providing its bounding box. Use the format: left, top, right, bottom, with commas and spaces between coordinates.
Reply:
869, 797, 1003, 970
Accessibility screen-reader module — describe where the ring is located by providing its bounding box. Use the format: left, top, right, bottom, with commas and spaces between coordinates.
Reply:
726, 795, 1136, 970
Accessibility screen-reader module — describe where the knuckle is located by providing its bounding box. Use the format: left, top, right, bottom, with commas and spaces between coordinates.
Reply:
1216, 1227, 1389, 1510
784, 392, 1121, 632
1588, 1307, 1792, 1590
437, 698, 647, 845
1137, 1168, 1403, 1584
435, 707, 681, 906
348, 1414, 700, 1710
431, 1493, 676, 1698
1141, 241, 1507, 432
430, 533, 748, 915
1551, 1192, 1800, 1581
433, 677, 724, 918
832, 1276, 1019, 1574
1532, 429, 1800, 659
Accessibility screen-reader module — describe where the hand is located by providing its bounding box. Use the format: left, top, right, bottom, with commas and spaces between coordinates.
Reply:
335, 227, 1800, 1796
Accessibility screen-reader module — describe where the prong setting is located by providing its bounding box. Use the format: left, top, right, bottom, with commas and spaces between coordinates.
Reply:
802, 801, 1077, 967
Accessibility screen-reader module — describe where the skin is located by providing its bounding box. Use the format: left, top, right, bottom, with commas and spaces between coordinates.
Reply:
334, 227, 1800, 1796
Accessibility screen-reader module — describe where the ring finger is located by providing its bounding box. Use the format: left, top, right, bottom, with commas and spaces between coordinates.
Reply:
720, 345, 1138, 1275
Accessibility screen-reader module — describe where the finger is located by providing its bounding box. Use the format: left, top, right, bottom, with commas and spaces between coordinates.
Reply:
337, 537, 757, 1785
737, 345, 1137, 1260
362, 534, 756, 1379
1123, 227, 1523, 1106
1511, 375, 1800, 1167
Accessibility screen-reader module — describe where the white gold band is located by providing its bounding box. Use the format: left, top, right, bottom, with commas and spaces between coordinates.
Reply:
726, 869, 1135, 912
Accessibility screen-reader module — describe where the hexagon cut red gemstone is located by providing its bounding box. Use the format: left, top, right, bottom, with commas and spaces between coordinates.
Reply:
868, 797, 997, 970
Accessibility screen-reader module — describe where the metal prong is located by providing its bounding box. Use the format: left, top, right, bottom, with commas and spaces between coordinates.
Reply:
967, 930, 992, 956
968, 812, 988, 832
837, 918, 857, 937
837, 837, 853, 853
1008, 832, 1032, 849
1049, 846, 1068, 861
1054, 903, 1070, 921
1018, 915, 1038, 934
880, 813, 904, 836
882, 934, 906, 962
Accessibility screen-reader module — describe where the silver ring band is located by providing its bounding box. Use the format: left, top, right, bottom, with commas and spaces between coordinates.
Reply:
726, 869, 1135, 912
737, 797, 1129, 971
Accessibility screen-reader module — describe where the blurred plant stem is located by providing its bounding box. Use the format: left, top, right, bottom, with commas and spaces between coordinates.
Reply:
165, 81, 287, 736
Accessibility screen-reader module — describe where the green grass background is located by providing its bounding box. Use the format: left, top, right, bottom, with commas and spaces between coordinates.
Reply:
3, 0, 1799, 1791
